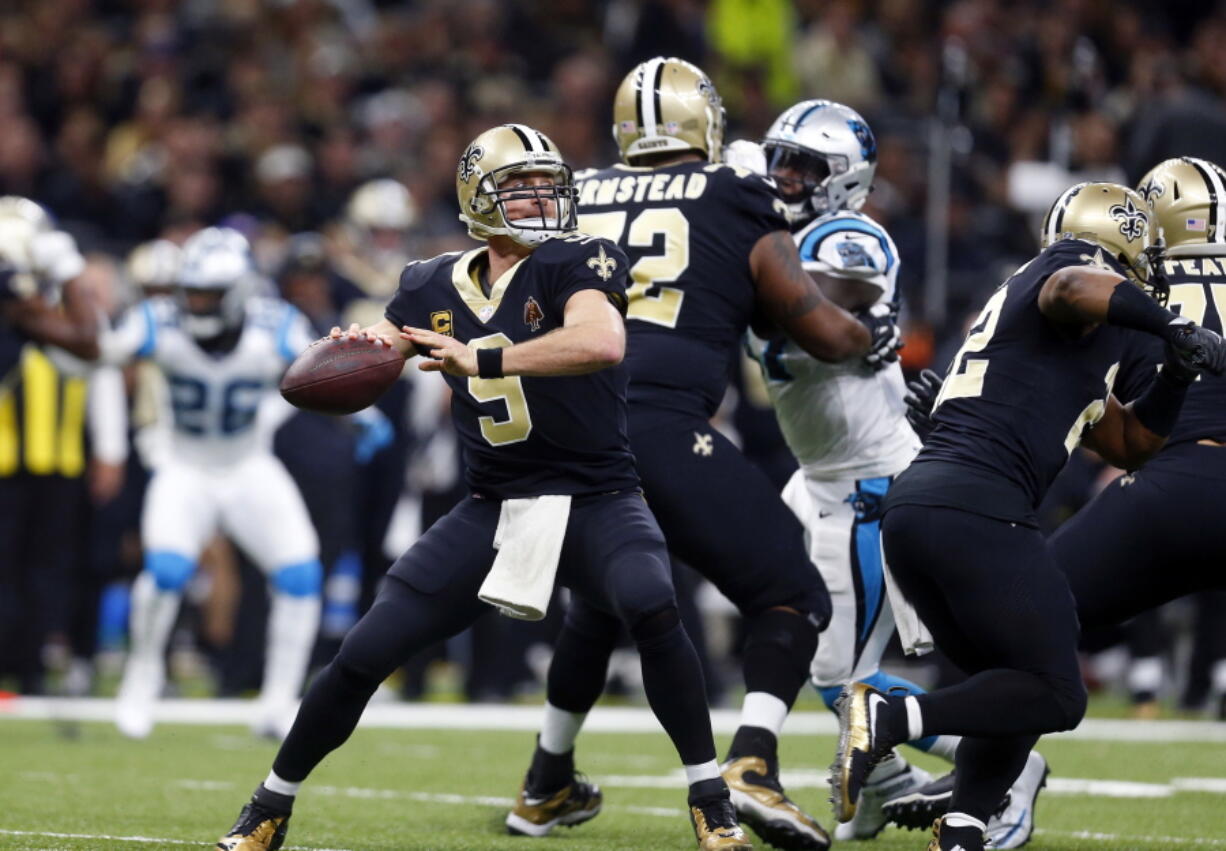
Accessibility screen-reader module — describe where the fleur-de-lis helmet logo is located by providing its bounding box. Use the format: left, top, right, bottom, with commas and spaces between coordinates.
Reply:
458, 144, 485, 184
1137, 176, 1164, 207
1109, 196, 1147, 242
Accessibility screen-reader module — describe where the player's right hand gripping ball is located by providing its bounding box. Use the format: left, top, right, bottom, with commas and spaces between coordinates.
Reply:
280, 337, 404, 415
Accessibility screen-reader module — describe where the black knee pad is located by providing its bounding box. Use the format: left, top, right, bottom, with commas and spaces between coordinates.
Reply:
741, 608, 819, 705
1050, 677, 1088, 731
628, 605, 681, 645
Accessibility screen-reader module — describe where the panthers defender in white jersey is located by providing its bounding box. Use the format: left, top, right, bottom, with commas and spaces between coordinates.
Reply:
741, 102, 1045, 847
100, 228, 323, 740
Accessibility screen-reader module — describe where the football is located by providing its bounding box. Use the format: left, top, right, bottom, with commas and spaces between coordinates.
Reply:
280, 336, 405, 415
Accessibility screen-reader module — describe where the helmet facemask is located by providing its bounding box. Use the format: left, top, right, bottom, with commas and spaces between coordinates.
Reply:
763, 142, 850, 223
469, 160, 578, 247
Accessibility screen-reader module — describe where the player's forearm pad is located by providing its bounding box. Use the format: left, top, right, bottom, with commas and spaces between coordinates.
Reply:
1131, 369, 1189, 438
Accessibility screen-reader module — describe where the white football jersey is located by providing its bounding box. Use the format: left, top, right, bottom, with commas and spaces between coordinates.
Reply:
102, 296, 314, 466
746, 210, 918, 479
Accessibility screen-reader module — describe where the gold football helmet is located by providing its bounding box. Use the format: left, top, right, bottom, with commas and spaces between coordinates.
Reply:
1041, 181, 1160, 295
612, 57, 725, 164
455, 124, 577, 247
1136, 157, 1226, 256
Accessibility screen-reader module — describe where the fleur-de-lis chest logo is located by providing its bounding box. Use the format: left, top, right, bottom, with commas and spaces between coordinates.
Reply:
1109, 197, 1147, 242
458, 144, 484, 183
586, 245, 618, 281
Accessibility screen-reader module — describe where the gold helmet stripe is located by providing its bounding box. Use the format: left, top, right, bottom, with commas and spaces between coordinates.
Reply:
1185, 157, 1226, 244
506, 123, 545, 153
637, 57, 666, 138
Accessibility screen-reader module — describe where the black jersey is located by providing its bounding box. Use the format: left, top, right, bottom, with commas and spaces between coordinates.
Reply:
573, 161, 789, 423
1112, 254, 1226, 444
385, 236, 638, 499
898, 239, 1133, 522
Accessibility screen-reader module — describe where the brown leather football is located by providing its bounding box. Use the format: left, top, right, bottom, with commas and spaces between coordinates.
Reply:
280, 337, 405, 415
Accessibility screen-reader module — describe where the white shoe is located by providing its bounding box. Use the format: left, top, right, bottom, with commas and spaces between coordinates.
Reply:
115, 658, 162, 739
987, 751, 1048, 849
834, 756, 932, 840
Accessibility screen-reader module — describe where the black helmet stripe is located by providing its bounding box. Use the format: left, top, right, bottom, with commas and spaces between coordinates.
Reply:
1187, 157, 1226, 244
506, 124, 538, 152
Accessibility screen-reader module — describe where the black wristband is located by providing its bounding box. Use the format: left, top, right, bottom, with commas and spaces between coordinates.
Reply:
1106, 281, 1178, 337
1131, 369, 1189, 438
476, 346, 504, 379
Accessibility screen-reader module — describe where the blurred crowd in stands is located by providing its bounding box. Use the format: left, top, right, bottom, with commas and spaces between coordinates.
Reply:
1, 0, 1224, 717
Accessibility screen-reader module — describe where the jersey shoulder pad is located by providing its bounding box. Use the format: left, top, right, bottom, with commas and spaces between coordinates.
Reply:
398, 252, 461, 294
1037, 238, 1128, 277
795, 212, 897, 276
538, 233, 626, 265
245, 295, 289, 328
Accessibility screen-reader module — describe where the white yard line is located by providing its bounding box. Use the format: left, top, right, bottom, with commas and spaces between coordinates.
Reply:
0, 828, 350, 850
4, 697, 1226, 741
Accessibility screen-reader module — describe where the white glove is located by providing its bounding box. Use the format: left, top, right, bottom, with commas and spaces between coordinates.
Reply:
723, 139, 767, 176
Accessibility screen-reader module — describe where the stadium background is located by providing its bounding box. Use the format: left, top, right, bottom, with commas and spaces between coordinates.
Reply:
1, 0, 1225, 719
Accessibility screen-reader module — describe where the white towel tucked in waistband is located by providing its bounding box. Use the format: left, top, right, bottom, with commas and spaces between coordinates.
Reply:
478, 495, 572, 621
883, 562, 933, 656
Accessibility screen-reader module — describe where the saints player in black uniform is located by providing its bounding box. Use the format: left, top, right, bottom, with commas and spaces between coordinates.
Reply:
880, 158, 1226, 842
216, 124, 753, 851
505, 58, 891, 851
828, 182, 1226, 851
1050, 158, 1226, 627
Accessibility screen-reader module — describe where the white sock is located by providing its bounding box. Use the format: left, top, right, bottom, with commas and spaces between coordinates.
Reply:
539, 702, 586, 755
684, 760, 721, 785
904, 695, 924, 741
260, 593, 321, 714
944, 812, 987, 832
924, 734, 961, 763
263, 770, 301, 797
739, 691, 789, 737
122, 571, 182, 683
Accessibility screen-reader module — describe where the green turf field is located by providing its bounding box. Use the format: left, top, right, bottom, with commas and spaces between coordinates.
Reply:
1, 719, 1225, 850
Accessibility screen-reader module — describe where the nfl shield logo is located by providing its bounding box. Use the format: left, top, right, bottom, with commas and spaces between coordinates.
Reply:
478, 305, 496, 322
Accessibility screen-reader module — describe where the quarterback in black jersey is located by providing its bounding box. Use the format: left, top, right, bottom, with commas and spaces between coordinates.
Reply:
507, 57, 885, 851
217, 124, 753, 851
829, 182, 1226, 851
1050, 158, 1226, 628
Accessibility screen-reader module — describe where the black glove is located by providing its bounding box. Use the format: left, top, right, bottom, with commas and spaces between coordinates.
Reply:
858, 301, 903, 372
904, 368, 943, 442
1164, 316, 1226, 377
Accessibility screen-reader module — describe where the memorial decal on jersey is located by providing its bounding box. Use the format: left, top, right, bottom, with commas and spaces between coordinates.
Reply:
523, 297, 544, 331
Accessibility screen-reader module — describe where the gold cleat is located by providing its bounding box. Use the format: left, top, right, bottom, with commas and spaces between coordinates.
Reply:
721, 757, 829, 850
505, 773, 602, 837
216, 802, 289, 851
829, 683, 899, 824
926, 815, 987, 851
691, 793, 756, 850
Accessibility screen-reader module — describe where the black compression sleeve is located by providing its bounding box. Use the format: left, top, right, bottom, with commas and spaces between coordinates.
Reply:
1131, 369, 1189, 438
1106, 281, 1178, 338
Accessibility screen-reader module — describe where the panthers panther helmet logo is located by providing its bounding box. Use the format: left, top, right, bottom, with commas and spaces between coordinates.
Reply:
1109, 196, 1147, 242
457, 144, 485, 184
